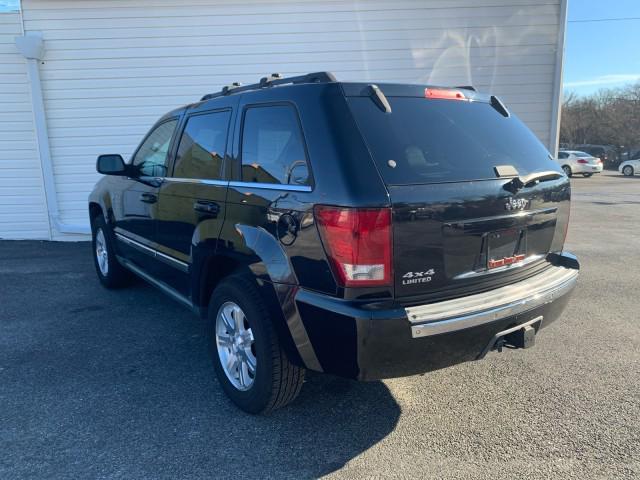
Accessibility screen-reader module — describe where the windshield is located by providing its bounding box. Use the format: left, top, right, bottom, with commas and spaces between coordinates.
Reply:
347, 96, 559, 185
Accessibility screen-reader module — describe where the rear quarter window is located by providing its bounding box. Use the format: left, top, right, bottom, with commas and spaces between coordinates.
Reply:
347, 96, 558, 185
240, 104, 311, 186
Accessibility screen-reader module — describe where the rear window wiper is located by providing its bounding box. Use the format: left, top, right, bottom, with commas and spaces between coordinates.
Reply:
501, 170, 563, 193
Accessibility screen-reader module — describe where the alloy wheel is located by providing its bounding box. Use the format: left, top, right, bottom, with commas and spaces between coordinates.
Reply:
95, 228, 109, 276
215, 302, 257, 391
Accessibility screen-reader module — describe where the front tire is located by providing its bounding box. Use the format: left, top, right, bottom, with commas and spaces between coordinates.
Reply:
208, 274, 305, 414
623, 165, 634, 176
91, 215, 131, 288
562, 165, 572, 177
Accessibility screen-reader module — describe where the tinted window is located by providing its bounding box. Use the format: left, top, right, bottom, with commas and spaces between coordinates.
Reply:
241, 105, 310, 185
174, 111, 230, 179
347, 97, 559, 185
558, 152, 569, 159
132, 120, 178, 177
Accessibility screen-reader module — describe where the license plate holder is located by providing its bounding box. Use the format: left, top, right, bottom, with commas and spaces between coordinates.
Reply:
487, 229, 525, 269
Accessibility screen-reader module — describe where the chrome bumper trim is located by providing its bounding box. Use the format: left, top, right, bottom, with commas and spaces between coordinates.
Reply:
407, 266, 578, 338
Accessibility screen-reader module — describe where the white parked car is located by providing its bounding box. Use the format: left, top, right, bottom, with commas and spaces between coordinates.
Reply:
557, 150, 603, 178
618, 159, 640, 176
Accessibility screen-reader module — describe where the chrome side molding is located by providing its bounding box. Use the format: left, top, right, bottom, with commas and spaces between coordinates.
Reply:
160, 177, 312, 192
115, 232, 189, 273
229, 181, 312, 192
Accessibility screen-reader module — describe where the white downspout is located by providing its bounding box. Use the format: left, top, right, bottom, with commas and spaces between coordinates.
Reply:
549, 0, 569, 157
14, 33, 90, 236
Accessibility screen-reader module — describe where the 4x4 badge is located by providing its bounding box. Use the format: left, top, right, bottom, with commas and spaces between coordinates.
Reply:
402, 269, 435, 285
505, 197, 529, 211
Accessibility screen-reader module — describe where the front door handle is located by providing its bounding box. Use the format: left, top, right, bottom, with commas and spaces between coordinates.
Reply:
193, 200, 220, 217
140, 192, 158, 204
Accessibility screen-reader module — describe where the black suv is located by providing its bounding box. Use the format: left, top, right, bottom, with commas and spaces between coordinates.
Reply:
89, 72, 579, 413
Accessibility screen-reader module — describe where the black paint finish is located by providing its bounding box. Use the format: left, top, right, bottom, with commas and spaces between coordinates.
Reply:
89, 77, 578, 380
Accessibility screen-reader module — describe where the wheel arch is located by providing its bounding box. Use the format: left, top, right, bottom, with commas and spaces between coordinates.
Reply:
88, 202, 103, 224
193, 224, 299, 310
192, 227, 319, 370
88, 192, 115, 226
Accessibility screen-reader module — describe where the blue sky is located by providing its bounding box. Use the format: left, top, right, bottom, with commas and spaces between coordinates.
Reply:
0, 0, 19, 12
565, 0, 640, 95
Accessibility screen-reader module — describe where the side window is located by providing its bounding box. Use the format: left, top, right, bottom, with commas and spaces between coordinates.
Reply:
173, 110, 231, 179
241, 105, 310, 186
132, 119, 178, 177
558, 152, 569, 159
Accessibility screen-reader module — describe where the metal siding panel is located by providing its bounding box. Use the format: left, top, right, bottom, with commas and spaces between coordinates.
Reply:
14, 0, 561, 233
0, 13, 50, 240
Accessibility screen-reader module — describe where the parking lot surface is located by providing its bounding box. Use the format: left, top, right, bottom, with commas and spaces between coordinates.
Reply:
1, 173, 639, 479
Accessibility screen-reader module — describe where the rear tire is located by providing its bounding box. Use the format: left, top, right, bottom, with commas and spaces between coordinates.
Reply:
562, 165, 572, 177
208, 273, 305, 414
582, 173, 593, 178
623, 165, 634, 176
91, 215, 131, 289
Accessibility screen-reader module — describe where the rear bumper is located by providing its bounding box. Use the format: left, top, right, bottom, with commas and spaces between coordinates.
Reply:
294, 252, 579, 380
574, 164, 603, 173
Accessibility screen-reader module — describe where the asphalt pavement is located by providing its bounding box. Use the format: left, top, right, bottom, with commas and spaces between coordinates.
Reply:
1, 173, 638, 479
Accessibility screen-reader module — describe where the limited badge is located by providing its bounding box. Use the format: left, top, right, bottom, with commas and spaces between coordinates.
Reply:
402, 269, 435, 285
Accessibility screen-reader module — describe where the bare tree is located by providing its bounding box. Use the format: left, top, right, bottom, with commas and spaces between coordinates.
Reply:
560, 82, 640, 156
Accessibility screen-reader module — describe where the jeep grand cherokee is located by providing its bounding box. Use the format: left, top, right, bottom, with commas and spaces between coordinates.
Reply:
89, 72, 579, 414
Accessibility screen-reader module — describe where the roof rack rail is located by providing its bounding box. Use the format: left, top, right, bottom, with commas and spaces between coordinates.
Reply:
200, 71, 336, 101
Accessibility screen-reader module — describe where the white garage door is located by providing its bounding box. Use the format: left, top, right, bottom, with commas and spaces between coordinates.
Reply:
4, 0, 565, 239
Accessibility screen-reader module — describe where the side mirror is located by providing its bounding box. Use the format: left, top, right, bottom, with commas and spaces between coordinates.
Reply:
96, 154, 127, 176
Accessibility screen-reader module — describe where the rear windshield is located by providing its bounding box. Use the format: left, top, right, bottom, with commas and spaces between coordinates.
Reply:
347, 96, 557, 185
574, 152, 591, 158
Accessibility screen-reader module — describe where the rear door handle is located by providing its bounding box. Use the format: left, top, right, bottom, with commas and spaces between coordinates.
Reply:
140, 192, 157, 204
193, 200, 220, 217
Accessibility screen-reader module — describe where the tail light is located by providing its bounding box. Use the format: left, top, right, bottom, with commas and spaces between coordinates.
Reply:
314, 206, 392, 287
577, 159, 588, 164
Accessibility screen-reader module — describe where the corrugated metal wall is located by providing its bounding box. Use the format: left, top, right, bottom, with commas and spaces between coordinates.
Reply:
1, 0, 564, 239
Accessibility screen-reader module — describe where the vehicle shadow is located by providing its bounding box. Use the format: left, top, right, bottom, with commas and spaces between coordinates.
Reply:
0, 240, 401, 480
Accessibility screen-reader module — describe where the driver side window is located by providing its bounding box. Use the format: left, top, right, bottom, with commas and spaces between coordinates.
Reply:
132, 119, 178, 177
